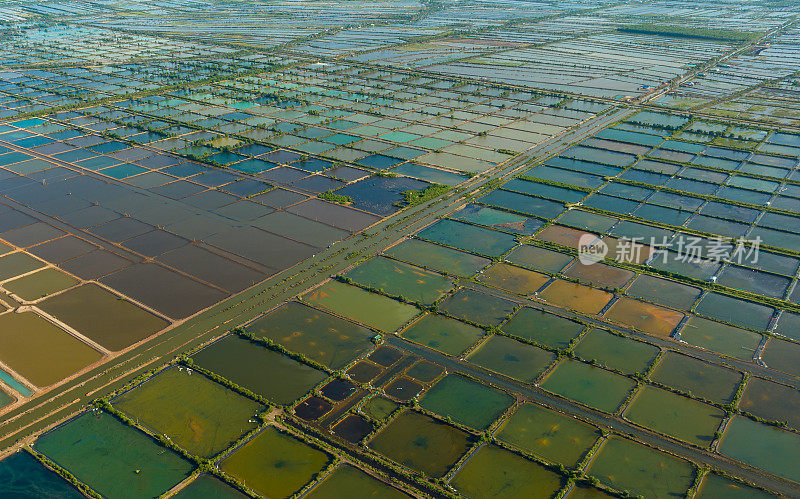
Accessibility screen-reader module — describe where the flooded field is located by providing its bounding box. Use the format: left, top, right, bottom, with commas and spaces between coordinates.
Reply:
0, 311, 102, 387
451, 444, 563, 498
113, 367, 262, 457
303, 280, 419, 332
221, 426, 330, 497
245, 301, 373, 369
420, 374, 514, 430
498, 403, 600, 466
35, 411, 193, 497
587, 437, 695, 497
190, 334, 325, 405
368, 411, 473, 477
541, 360, 635, 413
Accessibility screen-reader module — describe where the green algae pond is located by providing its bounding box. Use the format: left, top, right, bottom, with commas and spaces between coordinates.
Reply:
695, 473, 774, 499
450, 444, 563, 499
368, 411, 473, 478
113, 367, 262, 458
190, 334, 326, 405
505, 245, 573, 273
420, 374, 514, 430
303, 280, 419, 332
406, 360, 444, 383
0, 451, 84, 498
361, 395, 400, 420
221, 426, 330, 498
343, 256, 453, 304
305, 465, 409, 499
587, 436, 695, 497
466, 334, 555, 383
502, 307, 585, 349
246, 301, 374, 370
35, 411, 193, 498
4, 268, 79, 302
438, 288, 516, 326
679, 317, 762, 360
173, 474, 248, 499
0, 311, 102, 387
718, 416, 800, 483
572, 328, 659, 374
624, 385, 725, 447
650, 352, 742, 404
400, 313, 485, 356
384, 238, 491, 277
497, 403, 600, 466
541, 360, 635, 413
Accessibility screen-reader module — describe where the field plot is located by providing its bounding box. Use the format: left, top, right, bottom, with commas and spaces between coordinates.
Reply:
35, 411, 193, 498
190, 334, 326, 405
221, 426, 331, 498
113, 367, 262, 458
5, 1, 800, 498
368, 410, 473, 478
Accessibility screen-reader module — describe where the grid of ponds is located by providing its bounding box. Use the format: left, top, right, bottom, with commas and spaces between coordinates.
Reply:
4, 1, 800, 498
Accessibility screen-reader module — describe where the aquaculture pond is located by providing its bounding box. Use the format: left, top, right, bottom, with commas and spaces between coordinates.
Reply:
502, 307, 585, 349
303, 280, 419, 332
695, 473, 774, 499
497, 403, 600, 466
466, 335, 555, 383
384, 238, 490, 277
505, 245, 573, 273
739, 377, 800, 430
679, 317, 762, 360
603, 297, 684, 338
38, 283, 169, 351
343, 256, 453, 304
650, 352, 741, 404
173, 475, 248, 499
368, 411, 473, 478
0, 311, 102, 387
587, 436, 695, 497
406, 360, 445, 383
572, 329, 658, 374
35, 411, 193, 498
305, 465, 409, 499
221, 426, 331, 498
3, 268, 78, 302
0, 451, 84, 498
417, 219, 518, 257
113, 367, 262, 458
718, 416, 800, 483
421, 374, 514, 430
625, 274, 701, 310
438, 288, 516, 326
476, 262, 550, 295
624, 385, 725, 447
246, 301, 373, 369
541, 360, 635, 413
361, 395, 400, 421
450, 444, 563, 499
190, 334, 325, 405
539, 280, 612, 315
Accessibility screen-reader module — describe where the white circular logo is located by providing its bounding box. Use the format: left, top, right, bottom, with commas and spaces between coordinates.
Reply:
577, 234, 607, 266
